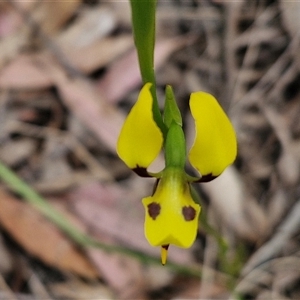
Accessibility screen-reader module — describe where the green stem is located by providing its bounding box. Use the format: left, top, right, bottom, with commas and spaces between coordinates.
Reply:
164, 122, 186, 169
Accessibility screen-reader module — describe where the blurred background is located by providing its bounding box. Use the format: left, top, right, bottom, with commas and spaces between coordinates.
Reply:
0, 0, 300, 299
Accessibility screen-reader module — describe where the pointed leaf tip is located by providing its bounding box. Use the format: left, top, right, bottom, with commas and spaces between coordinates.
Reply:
164, 85, 182, 128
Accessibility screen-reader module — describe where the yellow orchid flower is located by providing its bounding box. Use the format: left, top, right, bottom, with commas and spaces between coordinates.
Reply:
142, 168, 201, 264
117, 83, 237, 264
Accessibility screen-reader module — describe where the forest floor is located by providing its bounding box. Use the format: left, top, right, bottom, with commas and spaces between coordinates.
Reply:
1, 0, 300, 299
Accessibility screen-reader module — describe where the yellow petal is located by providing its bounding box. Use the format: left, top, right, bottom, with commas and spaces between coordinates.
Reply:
142, 169, 200, 248
188, 92, 237, 181
117, 83, 163, 169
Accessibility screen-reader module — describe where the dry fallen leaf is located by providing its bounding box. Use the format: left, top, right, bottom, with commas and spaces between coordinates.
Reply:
62, 36, 133, 74
0, 189, 98, 279
0, 2, 32, 38
0, 53, 52, 89
97, 36, 195, 104
55, 5, 116, 47
36, 58, 125, 152
50, 277, 114, 300
20, 0, 81, 35
0, 35, 133, 90
0, 35, 192, 103
87, 248, 148, 299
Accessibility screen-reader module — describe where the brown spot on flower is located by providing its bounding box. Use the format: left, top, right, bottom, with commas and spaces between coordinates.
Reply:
162, 244, 169, 250
132, 166, 150, 177
182, 206, 196, 221
147, 202, 161, 220
200, 173, 217, 182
